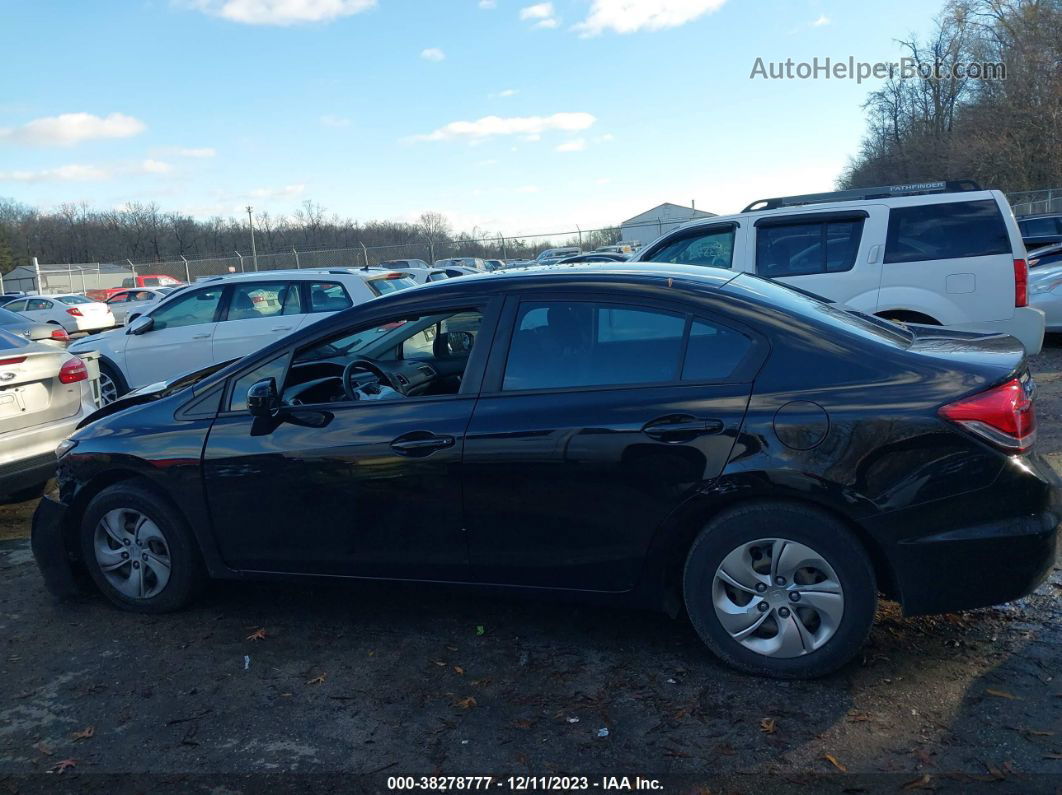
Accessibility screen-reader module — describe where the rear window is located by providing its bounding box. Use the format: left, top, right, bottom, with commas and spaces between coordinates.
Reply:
57, 295, 91, 304
307, 282, 353, 313
885, 200, 1010, 263
730, 273, 913, 348
1020, 217, 1062, 236
367, 275, 417, 295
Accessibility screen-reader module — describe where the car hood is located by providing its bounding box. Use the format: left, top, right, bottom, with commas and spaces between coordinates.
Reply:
69, 326, 125, 353
77, 357, 240, 428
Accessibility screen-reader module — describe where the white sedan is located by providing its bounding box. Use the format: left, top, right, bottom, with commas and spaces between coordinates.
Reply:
5, 294, 115, 333
103, 287, 181, 325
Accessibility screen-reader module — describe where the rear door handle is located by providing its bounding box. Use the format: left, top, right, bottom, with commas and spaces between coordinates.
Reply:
271, 326, 293, 332
642, 415, 724, 442
390, 432, 455, 456
192, 333, 211, 340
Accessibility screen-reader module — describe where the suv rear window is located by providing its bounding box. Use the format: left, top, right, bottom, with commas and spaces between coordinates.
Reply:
756, 217, 864, 277
885, 199, 1010, 263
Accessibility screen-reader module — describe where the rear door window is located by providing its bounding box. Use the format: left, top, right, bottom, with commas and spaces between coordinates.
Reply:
756, 218, 864, 277
224, 282, 301, 321
306, 281, 353, 313
884, 199, 1010, 263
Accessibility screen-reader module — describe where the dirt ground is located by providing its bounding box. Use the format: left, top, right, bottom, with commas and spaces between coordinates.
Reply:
1, 342, 1060, 793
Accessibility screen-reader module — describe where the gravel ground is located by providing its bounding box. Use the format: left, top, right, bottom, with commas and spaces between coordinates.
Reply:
0, 342, 1060, 792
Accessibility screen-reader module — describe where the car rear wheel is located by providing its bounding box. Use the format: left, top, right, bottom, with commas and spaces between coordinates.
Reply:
80, 483, 204, 613
683, 502, 876, 679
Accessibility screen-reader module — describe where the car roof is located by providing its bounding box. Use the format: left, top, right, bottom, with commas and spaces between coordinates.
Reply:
191, 267, 406, 285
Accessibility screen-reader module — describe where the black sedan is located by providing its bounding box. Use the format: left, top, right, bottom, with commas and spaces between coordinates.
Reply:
32, 265, 1059, 678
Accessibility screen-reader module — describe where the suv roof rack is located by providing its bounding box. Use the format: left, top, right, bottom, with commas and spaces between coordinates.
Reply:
741, 179, 983, 213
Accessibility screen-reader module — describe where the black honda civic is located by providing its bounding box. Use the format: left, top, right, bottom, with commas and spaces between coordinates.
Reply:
32, 265, 1059, 679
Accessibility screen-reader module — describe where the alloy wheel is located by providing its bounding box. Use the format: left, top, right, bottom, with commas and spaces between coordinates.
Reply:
712, 537, 844, 658
93, 508, 172, 600
98, 370, 118, 405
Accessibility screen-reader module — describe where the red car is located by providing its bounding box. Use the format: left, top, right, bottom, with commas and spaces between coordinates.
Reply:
86, 274, 183, 302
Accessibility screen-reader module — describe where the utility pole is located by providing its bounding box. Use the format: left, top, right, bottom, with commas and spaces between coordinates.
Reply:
246, 206, 259, 271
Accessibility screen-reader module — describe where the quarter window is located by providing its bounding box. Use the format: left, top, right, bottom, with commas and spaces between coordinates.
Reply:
150, 287, 223, 331
683, 320, 753, 381
644, 226, 736, 268
756, 218, 864, 277
884, 200, 1010, 263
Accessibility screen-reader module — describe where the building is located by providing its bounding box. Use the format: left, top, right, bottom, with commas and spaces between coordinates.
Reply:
619, 203, 716, 248
1, 262, 134, 295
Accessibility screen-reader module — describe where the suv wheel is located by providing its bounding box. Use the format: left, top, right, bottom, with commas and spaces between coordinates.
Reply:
80, 483, 204, 613
683, 502, 876, 679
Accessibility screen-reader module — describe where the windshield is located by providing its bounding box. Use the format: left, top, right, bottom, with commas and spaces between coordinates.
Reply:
57, 295, 92, 304
366, 276, 417, 296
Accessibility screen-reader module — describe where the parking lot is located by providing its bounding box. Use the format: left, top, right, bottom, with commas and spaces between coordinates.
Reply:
0, 348, 1056, 792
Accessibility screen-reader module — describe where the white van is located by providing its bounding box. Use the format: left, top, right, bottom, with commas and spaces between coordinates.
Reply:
632, 181, 1044, 353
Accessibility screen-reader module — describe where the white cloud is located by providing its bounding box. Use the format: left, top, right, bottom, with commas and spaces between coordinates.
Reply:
0, 112, 146, 147
490, 88, 519, 98
478, 0, 496, 7
188, 0, 376, 25
174, 146, 216, 157
520, 2, 558, 28
248, 184, 306, 198
320, 114, 352, 128
595, 132, 615, 142
516, 185, 541, 193
420, 47, 446, 61
139, 159, 173, 174
0, 164, 110, 182
555, 138, 586, 152
573, 0, 727, 37
411, 112, 596, 142
812, 14, 830, 26
595, 177, 611, 185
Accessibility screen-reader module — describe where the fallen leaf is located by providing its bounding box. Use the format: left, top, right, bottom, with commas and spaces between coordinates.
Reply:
986, 689, 1021, 701
246, 628, 267, 641
432, 660, 447, 667
475, 625, 485, 636
306, 674, 326, 685
901, 774, 933, 791
71, 726, 95, 742
760, 717, 777, 734
453, 696, 477, 709
49, 759, 77, 774
1024, 729, 1055, 737
824, 754, 848, 773
453, 666, 465, 675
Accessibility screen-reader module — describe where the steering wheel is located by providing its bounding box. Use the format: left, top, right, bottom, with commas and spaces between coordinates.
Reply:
341, 358, 403, 400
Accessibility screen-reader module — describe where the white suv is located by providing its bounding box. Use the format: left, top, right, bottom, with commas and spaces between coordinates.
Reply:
69, 268, 417, 404
632, 181, 1044, 353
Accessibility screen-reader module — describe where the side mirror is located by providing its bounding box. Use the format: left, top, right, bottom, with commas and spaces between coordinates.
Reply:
246, 377, 280, 418
127, 315, 154, 335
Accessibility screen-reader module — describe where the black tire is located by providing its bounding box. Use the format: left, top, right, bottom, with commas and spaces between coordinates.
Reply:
683, 502, 876, 679
79, 482, 205, 613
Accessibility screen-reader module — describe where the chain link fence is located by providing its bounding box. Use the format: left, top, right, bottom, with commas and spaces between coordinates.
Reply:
21, 219, 695, 295
1008, 189, 1062, 217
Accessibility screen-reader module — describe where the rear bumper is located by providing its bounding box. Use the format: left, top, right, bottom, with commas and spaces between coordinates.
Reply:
0, 392, 92, 499
0, 453, 56, 498
949, 307, 1045, 354
31, 494, 82, 599
869, 454, 1060, 615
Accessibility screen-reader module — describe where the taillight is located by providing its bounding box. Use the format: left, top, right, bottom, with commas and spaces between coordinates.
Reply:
0, 356, 26, 366
1014, 258, 1028, 307
58, 357, 88, 384
66, 307, 83, 317
51, 328, 69, 341
939, 377, 1035, 453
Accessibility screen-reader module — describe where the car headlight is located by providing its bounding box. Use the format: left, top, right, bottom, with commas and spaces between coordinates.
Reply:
55, 439, 78, 459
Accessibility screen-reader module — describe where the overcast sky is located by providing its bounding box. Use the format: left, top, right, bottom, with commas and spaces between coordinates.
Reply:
0, 0, 939, 236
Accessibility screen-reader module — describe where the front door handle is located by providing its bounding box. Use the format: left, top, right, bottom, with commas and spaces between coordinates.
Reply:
271, 326, 293, 332
192, 333, 211, 340
390, 432, 455, 456
642, 415, 724, 442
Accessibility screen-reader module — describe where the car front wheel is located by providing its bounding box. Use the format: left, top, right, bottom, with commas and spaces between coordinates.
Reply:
80, 483, 204, 613
683, 502, 876, 679
97, 362, 125, 406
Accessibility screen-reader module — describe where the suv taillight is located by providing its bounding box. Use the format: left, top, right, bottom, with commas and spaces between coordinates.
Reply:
939, 377, 1035, 453
1014, 258, 1028, 307
58, 357, 88, 384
